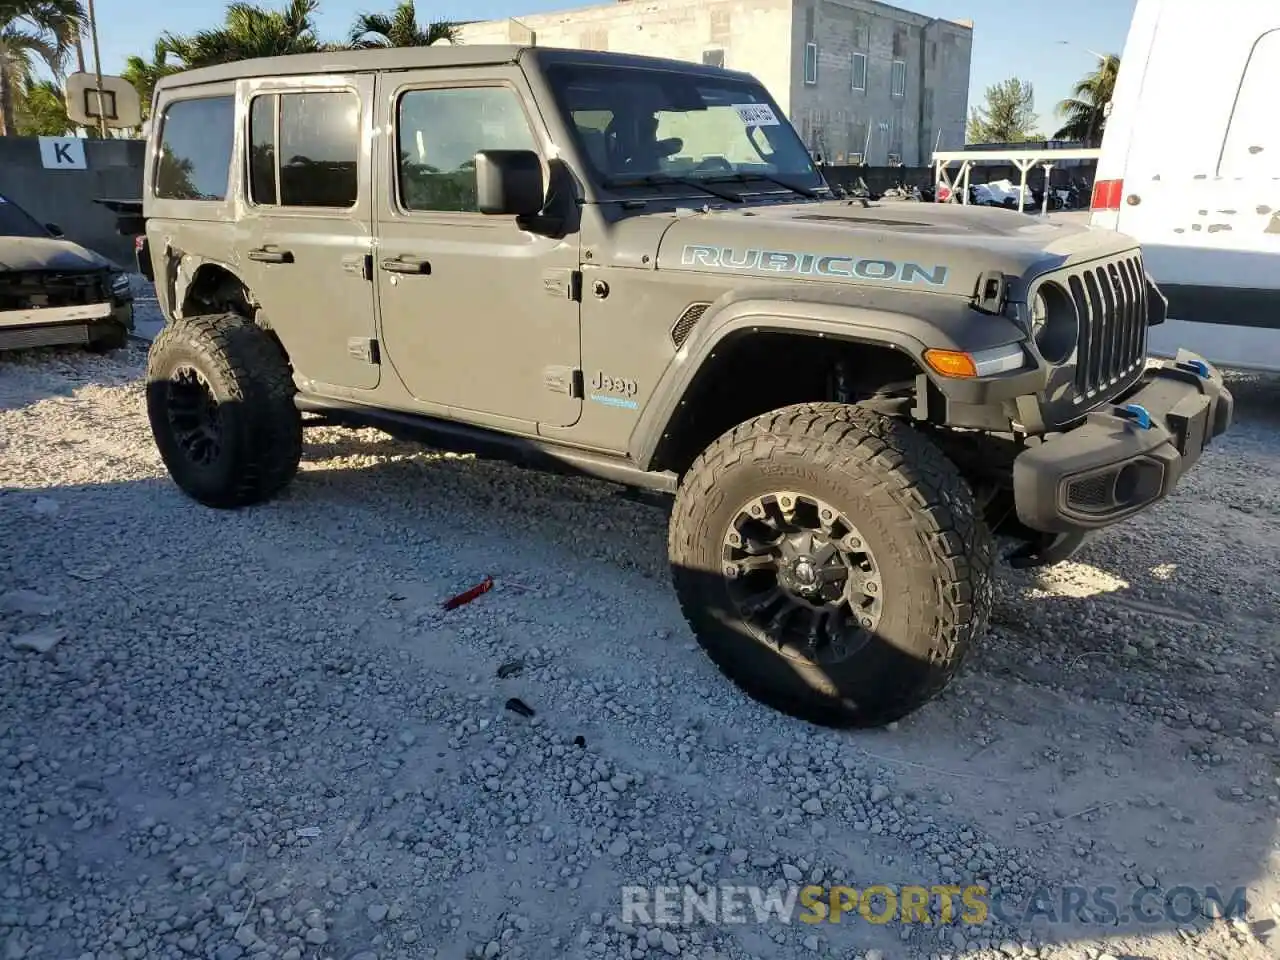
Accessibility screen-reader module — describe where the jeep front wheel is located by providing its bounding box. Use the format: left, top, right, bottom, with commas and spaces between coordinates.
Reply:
146, 312, 301, 509
668, 403, 993, 728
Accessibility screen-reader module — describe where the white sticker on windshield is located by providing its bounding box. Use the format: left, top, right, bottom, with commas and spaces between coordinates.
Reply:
733, 103, 780, 127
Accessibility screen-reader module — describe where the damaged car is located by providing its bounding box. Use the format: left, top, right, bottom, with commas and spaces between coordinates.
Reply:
0, 193, 134, 353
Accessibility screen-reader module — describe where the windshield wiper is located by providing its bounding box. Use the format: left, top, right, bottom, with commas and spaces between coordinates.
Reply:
707, 172, 822, 199
602, 173, 744, 203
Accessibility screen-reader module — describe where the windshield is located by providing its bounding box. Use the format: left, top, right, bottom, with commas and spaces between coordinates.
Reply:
543, 62, 822, 191
0, 195, 52, 239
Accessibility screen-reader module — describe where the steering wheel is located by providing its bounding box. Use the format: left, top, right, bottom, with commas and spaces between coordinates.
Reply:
694, 156, 734, 173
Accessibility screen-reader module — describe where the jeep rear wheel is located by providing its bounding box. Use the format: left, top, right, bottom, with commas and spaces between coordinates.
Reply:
668, 402, 994, 728
146, 312, 301, 509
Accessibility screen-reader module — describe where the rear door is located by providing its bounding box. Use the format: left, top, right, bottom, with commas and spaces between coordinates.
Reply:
239, 74, 380, 391
372, 67, 583, 428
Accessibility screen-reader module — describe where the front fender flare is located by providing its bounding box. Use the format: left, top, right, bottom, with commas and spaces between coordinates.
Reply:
626, 297, 1036, 467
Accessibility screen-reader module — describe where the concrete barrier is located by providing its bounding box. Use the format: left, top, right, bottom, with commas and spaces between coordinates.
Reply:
0, 136, 144, 269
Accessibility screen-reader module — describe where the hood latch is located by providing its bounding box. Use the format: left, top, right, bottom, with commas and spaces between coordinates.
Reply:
972, 270, 1008, 315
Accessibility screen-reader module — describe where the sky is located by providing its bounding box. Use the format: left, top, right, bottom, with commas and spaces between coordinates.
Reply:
91, 0, 1138, 136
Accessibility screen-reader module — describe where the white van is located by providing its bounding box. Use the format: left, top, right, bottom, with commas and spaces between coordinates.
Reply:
1090, 0, 1280, 372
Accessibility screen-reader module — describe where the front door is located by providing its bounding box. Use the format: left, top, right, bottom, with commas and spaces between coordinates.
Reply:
240, 75, 379, 391
374, 69, 582, 427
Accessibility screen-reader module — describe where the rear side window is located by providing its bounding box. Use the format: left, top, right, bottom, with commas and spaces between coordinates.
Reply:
1219, 29, 1280, 177
249, 90, 360, 208
155, 96, 235, 201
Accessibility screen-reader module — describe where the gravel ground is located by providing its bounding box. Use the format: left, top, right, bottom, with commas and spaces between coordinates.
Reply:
1, 312, 1278, 960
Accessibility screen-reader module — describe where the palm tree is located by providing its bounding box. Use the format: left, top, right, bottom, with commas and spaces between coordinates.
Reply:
348, 0, 457, 49
15, 74, 71, 133
161, 0, 323, 69
1053, 53, 1120, 146
122, 40, 178, 120
0, 0, 86, 135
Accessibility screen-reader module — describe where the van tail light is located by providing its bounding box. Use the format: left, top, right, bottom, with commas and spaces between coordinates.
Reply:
1091, 179, 1124, 211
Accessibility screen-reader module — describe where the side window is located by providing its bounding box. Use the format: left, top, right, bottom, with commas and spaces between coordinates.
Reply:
249, 95, 278, 205
397, 86, 537, 213
248, 90, 360, 209
1219, 29, 1280, 178
155, 96, 235, 201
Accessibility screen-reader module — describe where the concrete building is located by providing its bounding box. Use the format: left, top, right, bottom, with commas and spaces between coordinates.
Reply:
455, 0, 974, 166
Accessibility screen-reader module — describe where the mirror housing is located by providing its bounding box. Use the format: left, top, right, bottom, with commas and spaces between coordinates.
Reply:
45, 222, 64, 238
475, 149, 545, 217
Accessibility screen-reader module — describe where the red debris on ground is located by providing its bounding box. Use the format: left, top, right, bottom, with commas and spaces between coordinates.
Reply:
441, 576, 494, 611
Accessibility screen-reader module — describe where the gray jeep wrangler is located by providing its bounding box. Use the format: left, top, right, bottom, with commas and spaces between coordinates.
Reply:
132, 44, 1233, 728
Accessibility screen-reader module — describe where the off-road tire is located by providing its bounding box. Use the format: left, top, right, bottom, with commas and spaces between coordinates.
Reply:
668, 402, 994, 728
146, 312, 301, 509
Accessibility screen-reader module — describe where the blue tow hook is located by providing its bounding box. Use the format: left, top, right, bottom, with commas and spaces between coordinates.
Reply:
1179, 358, 1210, 378
1117, 403, 1152, 429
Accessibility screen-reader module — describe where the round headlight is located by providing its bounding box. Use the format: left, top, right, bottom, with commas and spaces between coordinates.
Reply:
1030, 291, 1048, 337
1030, 282, 1078, 365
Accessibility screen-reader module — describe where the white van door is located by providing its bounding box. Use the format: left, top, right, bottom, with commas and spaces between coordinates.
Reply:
1094, 10, 1280, 370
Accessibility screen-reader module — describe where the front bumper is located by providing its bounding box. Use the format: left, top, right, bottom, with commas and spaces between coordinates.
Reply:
0, 301, 133, 351
1012, 349, 1233, 536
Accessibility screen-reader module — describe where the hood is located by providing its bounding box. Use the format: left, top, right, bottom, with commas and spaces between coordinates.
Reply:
0, 236, 116, 273
651, 199, 1139, 301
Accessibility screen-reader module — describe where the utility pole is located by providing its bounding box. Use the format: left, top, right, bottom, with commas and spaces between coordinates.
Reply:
86, 0, 108, 138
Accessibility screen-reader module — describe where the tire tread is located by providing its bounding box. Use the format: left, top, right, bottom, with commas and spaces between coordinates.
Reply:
668, 402, 994, 726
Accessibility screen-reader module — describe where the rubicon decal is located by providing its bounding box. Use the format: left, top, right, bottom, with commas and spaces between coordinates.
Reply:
679, 244, 949, 287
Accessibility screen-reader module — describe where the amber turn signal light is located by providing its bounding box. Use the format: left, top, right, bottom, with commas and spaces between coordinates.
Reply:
923, 349, 978, 378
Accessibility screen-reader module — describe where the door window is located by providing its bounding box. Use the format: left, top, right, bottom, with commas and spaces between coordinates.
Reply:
248, 90, 360, 208
1218, 29, 1280, 178
396, 86, 538, 213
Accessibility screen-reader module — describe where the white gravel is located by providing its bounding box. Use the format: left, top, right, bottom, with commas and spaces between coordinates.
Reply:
1, 322, 1278, 960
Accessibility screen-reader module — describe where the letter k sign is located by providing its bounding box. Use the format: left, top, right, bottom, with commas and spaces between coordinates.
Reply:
38, 136, 87, 170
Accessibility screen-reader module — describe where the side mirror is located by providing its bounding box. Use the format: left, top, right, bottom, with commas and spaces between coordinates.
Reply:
45, 222, 64, 238
475, 149, 545, 217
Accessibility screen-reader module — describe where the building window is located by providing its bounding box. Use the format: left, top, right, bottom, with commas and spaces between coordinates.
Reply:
702, 48, 725, 68
891, 59, 907, 97
804, 42, 818, 84
851, 52, 867, 91
154, 96, 235, 201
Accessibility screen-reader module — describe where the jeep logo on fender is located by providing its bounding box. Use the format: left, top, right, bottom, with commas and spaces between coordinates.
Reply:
591, 371, 638, 398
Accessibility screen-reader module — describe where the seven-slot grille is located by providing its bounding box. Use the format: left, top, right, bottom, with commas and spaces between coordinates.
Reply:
1066, 254, 1148, 403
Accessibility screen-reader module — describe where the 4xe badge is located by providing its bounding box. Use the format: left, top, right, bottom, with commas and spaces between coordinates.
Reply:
589, 371, 639, 410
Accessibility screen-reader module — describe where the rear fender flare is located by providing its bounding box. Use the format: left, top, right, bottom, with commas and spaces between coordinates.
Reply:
172, 256, 250, 320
